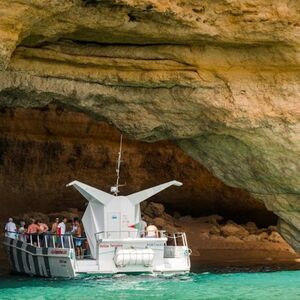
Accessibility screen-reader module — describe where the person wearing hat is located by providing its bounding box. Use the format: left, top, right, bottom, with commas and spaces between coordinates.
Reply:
5, 217, 17, 239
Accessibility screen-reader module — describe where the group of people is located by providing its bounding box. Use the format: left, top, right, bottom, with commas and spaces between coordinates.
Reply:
4, 215, 159, 260
4, 216, 85, 259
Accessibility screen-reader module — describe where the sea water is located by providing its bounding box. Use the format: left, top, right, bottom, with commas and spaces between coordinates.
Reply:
1, 271, 300, 300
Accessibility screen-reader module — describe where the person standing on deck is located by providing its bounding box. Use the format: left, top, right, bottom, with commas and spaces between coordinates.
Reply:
146, 223, 158, 238
37, 221, 49, 247
18, 221, 27, 242
27, 218, 39, 245
57, 217, 67, 247
140, 215, 147, 237
37, 221, 49, 234
5, 218, 17, 239
57, 217, 67, 235
51, 217, 59, 233
73, 219, 84, 259
50, 217, 59, 247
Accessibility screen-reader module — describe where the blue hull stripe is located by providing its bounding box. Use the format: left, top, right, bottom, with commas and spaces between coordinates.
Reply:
16, 240, 25, 274
9, 239, 16, 272
42, 248, 51, 277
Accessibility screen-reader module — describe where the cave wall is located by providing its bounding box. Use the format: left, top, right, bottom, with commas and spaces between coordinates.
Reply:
0, 0, 299, 248
0, 105, 276, 227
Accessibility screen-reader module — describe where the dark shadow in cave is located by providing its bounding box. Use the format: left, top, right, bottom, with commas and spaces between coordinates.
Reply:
0, 105, 278, 229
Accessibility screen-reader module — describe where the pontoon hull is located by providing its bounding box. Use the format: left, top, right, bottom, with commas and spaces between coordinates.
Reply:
3, 237, 190, 278
3, 237, 76, 278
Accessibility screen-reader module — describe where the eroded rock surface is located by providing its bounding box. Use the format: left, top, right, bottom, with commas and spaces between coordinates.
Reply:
142, 202, 300, 270
0, 106, 275, 227
0, 1, 299, 249
7, 203, 299, 271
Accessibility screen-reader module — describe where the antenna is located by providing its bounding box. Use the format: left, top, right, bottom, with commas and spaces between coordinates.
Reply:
110, 135, 123, 196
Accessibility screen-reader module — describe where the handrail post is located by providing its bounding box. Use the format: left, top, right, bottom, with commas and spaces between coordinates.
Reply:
52, 235, 55, 248
61, 236, 64, 249
37, 234, 40, 248
30, 234, 33, 245
45, 234, 48, 248
68, 235, 71, 249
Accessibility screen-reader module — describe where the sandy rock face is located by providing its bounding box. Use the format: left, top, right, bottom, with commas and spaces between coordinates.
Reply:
0, 1, 299, 249
220, 222, 249, 238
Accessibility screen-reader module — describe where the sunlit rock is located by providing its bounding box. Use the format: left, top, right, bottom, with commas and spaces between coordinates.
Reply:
0, 0, 299, 250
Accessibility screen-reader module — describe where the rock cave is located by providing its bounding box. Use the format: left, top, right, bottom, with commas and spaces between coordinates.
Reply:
0, 0, 299, 271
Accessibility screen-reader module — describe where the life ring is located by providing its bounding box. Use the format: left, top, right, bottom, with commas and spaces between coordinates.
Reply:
184, 248, 192, 256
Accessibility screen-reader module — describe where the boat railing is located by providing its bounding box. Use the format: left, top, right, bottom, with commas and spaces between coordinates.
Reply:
164, 232, 191, 259
165, 232, 188, 247
4, 231, 78, 249
95, 230, 167, 240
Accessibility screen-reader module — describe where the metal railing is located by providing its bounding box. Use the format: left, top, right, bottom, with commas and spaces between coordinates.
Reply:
4, 231, 77, 249
165, 232, 188, 247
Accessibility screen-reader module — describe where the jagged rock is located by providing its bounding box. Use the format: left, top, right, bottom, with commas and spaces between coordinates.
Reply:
179, 215, 194, 223
164, 213, 174, 224
15, 212, 50, 225
48, 211, 81, 222
225, 236, 243, 243
143, 202, 165, 218
196, 215, 224, 225
268, 225, 278, 233
173, 211, 181, 219
221, 222, 249, 238
165, 224, 178, 235
143, 215, 153, 225
256, 228, 268, 234
67, 208, 79, 214
153, 217, 166, 228
243, 234, 259, 243
0, 0, 299, 251
258, 232, 269, 241
268, 232, 284, 243
209, 225, 221, 235
244, 222, 258, 234
140, 202, 148, 212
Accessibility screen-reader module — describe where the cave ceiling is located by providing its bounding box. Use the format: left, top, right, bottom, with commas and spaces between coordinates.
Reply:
0, 0, 299, 248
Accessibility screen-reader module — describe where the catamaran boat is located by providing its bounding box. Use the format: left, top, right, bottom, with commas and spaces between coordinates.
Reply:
2, 137, 191, 278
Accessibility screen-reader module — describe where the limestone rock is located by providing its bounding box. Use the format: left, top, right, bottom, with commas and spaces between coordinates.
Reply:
173, 211, 181, 219
258, 232, 269, 241
143, 202, 165, 218
196, 215, 224, 225
165, 224, 178, 234
221, 222, 249, 238
209, 225, 221, 235
0, 0, 299, 250
15, 212, 50, 225
268, 232, 284, 243
153, 217, 166, 228
179, 215, 194, 223
243, 234, 259, 243
225, 236, 243, 243
268, 225, 278, 233
244, 222, 258, 234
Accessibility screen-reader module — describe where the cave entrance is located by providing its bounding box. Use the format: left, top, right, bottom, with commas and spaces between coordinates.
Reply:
0, 105, 277, 229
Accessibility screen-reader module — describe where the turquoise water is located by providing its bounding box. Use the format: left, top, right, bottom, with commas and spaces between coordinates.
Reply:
1, 271, 300, 300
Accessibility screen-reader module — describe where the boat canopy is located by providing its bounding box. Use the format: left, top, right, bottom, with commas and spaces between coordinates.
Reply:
67, 180, 182, 258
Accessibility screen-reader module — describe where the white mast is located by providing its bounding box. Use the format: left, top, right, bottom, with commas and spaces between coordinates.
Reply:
110, 135, 123, 196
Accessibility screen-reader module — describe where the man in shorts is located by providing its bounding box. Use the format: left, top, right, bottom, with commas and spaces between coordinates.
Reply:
73, 219, 84, 259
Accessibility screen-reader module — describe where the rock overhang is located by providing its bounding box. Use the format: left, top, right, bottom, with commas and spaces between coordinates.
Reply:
0, 0, 299, 249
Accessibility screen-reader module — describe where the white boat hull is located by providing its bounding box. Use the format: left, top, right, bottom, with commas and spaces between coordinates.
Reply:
3, 237, 190, 278
4, 237, 76, 277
